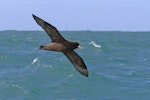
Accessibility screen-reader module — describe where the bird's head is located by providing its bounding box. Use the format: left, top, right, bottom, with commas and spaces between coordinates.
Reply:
68, 41, 83, 50
74, 42, 83, 50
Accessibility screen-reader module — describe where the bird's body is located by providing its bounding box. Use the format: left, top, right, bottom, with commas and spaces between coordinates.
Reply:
33, 14, 88, 77
40, 40, 79, 52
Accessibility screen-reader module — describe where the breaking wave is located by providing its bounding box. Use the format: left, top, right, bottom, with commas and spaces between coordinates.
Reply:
89, 41, 101, 48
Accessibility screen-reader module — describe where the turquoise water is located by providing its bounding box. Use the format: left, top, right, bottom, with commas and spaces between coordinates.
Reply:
0, 31, 150, 100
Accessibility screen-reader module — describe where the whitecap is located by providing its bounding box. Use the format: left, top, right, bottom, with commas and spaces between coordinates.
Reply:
31, 57, 39, 64
67, 74, 74, 78
11, 84, 21, 89
89, 41, 101, 48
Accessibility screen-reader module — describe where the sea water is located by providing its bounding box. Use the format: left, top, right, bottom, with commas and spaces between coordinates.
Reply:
0, 31, 150, 100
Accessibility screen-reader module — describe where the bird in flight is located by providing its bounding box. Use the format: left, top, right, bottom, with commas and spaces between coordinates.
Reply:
32, 14, 88, 77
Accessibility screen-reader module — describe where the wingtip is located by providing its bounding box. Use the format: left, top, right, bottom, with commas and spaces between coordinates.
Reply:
32, 14, 35, 18
32, 14, 45, 28
83, 71, 89, 77
78, 68, 89, 77
86, 73, 89, 77
32, 14, 38, 20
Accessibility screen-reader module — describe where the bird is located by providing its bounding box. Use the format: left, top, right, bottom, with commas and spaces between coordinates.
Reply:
32, 14, 88, 77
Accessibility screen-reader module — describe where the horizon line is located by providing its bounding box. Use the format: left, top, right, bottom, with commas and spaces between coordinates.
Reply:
0, 29, 150, 32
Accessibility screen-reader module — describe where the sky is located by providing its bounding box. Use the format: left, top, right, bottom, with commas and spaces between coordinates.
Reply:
0, 0, 150, 31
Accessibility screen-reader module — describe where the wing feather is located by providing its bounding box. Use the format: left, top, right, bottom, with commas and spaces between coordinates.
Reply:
63, 50, 88, 77
33, 14, 66, 43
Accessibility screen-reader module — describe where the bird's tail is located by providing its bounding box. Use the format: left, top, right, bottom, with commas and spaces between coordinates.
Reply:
39, 46, 44, 49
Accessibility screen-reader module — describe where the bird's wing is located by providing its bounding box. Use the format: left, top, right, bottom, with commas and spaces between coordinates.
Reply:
63, 50, 88, 77
32, 14, 66, 43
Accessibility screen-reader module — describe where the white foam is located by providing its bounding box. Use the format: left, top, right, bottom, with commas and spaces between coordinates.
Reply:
31, 57, 39, 64
11, 84, 21, 88
89, 41, 101, 48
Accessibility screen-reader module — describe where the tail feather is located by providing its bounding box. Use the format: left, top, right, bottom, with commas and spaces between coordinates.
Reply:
39, 46, 44, 49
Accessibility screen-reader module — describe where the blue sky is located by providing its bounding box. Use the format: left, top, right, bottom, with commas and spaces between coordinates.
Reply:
0, 0, 150, 31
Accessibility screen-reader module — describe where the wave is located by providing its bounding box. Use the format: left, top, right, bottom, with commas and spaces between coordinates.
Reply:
89, 41, 101, 48
31, 57, 39, 64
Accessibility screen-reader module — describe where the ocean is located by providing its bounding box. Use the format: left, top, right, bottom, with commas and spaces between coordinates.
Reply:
0, 30, 150, 100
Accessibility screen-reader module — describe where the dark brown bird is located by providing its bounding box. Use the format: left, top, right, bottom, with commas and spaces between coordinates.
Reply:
32, 14, 88, 77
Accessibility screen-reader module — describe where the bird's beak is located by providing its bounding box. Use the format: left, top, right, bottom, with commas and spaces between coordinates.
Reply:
78, 45, 84, 49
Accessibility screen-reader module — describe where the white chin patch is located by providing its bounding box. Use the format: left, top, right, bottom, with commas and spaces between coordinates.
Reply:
78, 46, 84, 49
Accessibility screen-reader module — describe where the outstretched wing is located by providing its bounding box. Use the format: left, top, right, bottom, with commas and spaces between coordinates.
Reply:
32, 14, 66, 43
63, 50, 88, 77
